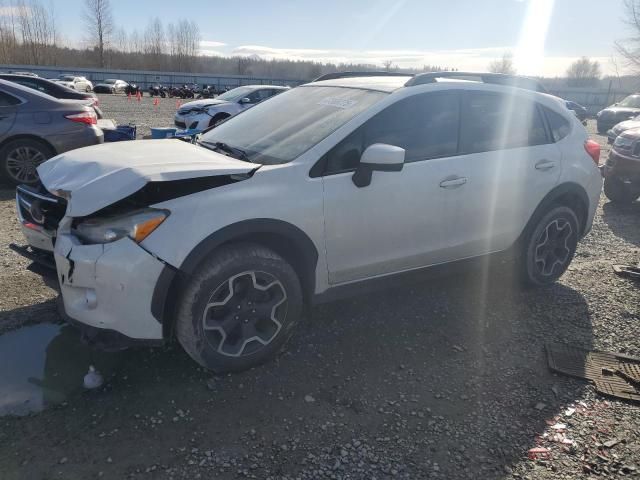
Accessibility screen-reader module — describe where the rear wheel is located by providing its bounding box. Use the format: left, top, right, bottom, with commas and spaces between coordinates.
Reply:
521, 205, 579, 286
604, 176, 640, 204
175, 243, 303, 373
0, 138, 54, 186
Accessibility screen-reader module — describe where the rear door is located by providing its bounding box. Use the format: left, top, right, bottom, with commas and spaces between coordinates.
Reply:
441, 90, 562, 259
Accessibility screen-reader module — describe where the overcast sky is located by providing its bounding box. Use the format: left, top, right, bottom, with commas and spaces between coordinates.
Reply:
49, 0, 631, 76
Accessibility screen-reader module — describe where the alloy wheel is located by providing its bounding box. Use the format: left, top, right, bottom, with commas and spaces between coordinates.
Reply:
6, 146, 46, 184
202, 270, 288, 357
533, 218, 574, 277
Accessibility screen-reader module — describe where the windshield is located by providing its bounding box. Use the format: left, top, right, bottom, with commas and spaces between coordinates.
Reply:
103, 79, 117, 84
59, 75, 75, 81
216, 86, 258, 102
200, 86, 387, 165
618, 95, 640, 108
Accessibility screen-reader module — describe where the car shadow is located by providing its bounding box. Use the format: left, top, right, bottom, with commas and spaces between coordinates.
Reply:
601, 200, 640, 248
0, 185, 15, 201
0, 264, 594, 478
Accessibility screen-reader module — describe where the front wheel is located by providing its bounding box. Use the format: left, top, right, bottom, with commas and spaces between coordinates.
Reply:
604, 176, 640, 204
175, 244, 303, 373
521, 205, 579, 286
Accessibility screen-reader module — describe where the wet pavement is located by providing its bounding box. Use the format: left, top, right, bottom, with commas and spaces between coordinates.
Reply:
0, 323, 123, 416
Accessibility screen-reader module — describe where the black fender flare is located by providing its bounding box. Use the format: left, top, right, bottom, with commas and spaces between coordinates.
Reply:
151, 218, 319, 337
517, 182, 591, 247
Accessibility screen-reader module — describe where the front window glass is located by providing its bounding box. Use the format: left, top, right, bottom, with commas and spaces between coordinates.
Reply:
104, 79, 117, 84
618, 95, 640, 108
60, 75, 75, 81
216, 86, 257, 102
200, 86, 387, 165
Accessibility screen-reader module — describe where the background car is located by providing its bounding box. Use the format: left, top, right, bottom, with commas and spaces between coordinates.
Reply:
93, 79, 129, 94
0, 74, 102, 118
566, 100, 588, 123
174, 85, 288, 130
596, 94, 640, 133
606, 115, 640, 144
0, 79, 103, 186
603, 127, 640, 204
54, 75, 93, 92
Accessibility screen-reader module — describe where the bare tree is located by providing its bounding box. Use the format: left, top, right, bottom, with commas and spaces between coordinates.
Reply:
15, 0, 57, 65
143, 17, 165, 69
383, 59, 394, 71
566, 57, 601, 87
83, 0, 113, 67
488, 52, 516, 75
616, 0, 640, 71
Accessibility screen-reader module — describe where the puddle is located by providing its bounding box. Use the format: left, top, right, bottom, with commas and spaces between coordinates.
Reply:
0, 323, 124, 416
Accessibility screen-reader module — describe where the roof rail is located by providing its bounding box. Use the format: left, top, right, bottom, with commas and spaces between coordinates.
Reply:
312, 71, 413, 82
405, 71, 549, 94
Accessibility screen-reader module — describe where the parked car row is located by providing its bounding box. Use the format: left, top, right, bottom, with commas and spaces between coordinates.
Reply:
10, 71, 604, 374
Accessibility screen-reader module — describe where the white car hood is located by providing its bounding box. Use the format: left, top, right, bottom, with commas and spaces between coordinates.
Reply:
37, 140, 257, 217
179, 99, 227, 110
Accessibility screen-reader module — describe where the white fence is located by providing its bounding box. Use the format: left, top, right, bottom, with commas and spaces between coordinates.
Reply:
0, 64, 304, 90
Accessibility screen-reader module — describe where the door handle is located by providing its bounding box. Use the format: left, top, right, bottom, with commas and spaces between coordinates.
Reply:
535, 159, 556, 171
439, 176, 467, 189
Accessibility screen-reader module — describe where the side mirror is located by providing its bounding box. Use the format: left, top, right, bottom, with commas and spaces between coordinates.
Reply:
239, 97, 252, 104
352, 143, 405, 188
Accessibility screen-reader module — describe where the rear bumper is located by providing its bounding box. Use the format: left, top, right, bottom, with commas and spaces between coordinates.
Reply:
45, 126, 104, 155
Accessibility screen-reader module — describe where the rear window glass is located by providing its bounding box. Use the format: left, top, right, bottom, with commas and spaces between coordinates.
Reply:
543, 107, 571, 142
461, 92, 547, 154
0, 90, 21, 106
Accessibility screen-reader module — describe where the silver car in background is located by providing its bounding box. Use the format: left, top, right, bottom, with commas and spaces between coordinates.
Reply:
0, 79, 104, 186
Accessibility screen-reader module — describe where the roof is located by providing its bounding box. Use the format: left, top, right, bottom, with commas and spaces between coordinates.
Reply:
305, 76, 412, 92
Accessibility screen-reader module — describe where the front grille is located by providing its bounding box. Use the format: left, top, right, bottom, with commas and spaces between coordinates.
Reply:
16, 184, 66, 231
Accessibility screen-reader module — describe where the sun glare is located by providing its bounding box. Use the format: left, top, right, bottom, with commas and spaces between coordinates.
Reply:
514, 0, 555, 76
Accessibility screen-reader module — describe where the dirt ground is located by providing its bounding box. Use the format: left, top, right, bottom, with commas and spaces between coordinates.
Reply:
0, 96, 638, 479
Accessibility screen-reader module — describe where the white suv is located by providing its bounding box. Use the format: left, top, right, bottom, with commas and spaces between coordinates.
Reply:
19, 72, 603, 372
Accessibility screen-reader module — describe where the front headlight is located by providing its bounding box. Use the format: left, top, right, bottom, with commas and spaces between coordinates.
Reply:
74, 209, 169, 244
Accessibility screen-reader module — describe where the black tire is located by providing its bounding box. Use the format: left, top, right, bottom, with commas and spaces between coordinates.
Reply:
86, 85, 92, 93
521, 205, 579, 286
175, 243, 303, 373
0, 138, 54, 186
604, 176, 640, 204
208, 113, 230, 128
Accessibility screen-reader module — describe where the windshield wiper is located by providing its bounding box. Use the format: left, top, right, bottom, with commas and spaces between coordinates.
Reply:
199, 141, 252, 163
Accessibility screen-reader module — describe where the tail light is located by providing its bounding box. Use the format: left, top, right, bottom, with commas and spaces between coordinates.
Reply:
65, 111, 97, 125
584, 139, 601, 165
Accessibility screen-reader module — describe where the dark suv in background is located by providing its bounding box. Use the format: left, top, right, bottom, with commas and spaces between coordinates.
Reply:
597, 94, 640, 134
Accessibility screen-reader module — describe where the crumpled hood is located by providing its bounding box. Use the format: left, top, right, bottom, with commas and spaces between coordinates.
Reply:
37, 140, 257, 217
613, 118, 640, 133
178, 99, 227, 112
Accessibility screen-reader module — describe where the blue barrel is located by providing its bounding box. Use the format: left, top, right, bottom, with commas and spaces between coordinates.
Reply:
150, 127, 177, 139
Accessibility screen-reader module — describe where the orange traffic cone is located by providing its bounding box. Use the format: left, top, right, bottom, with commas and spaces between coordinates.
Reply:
136, 91, 141, 102
153, 97, 159, 107
176, 100, 181, 109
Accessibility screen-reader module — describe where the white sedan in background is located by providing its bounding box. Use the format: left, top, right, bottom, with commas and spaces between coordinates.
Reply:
174, 85, 289, 131
54, 75, 93, 92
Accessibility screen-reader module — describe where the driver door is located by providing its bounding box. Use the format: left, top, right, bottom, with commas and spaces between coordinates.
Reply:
320, 92, 462, 284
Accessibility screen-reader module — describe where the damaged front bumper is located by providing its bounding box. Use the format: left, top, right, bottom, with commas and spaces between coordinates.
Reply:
54, 223, 168, 343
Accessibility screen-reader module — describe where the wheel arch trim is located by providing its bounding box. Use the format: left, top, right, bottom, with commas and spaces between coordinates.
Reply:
151, 218, 319, 338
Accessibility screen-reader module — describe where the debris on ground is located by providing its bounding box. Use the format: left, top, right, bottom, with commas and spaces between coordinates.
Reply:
546, 343, 640, 402
612, 263, 640, 281
83, 365, 103, 390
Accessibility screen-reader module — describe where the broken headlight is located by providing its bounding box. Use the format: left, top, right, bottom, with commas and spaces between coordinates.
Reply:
74, 209, 169, 244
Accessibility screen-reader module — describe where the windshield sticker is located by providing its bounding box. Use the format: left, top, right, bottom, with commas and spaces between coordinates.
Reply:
317, 97, 357, 109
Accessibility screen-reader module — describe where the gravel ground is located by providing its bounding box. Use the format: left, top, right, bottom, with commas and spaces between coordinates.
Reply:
0, 100, 638, 479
